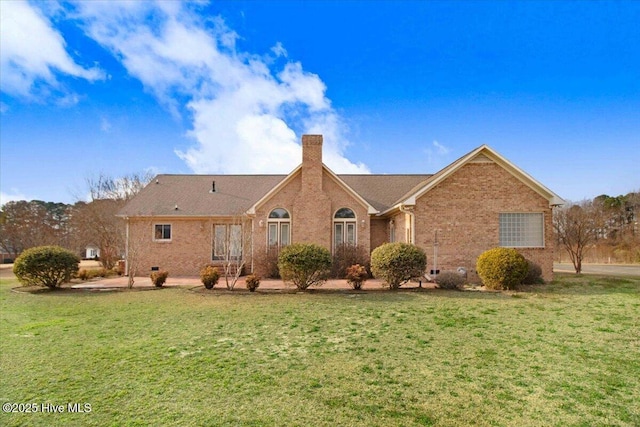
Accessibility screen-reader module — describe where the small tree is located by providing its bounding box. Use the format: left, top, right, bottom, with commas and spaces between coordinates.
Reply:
278, 243, 331, 290
13, 246, 80, 288
553, 201, 603, 273
370, 243, 427, 289
476, 247, 528, 290
219, 215, 252, 290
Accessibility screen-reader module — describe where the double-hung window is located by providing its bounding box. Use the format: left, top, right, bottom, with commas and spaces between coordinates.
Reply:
213, 224, 242, 260
154, 224, 171, 241
499, 213, 544, 248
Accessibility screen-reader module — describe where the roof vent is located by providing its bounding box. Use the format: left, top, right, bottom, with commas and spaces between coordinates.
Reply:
174, 204, 179, 210
211, 181, 216, 193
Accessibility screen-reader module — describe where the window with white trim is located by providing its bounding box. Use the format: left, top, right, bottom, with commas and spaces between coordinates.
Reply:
334, 208, 356, 249
154, 224, 171, 241
499, 213, 544, 248
268, 208, 290, 250
213, 224, 242, 260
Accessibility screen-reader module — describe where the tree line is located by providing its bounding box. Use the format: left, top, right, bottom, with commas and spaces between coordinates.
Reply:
0, 173, 152, 269
554, 191, 639, 273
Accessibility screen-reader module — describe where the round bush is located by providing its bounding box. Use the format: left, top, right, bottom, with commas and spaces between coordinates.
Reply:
150, 270, 169, 287
13, 245, 80, 288
200, 265, 220, 289
245, 274, 261, 292
476, 248, 528, 290
278, 243, 332, 290
345, 263, 368, 290
370, 243, 427, 289
435, 271, 466, 289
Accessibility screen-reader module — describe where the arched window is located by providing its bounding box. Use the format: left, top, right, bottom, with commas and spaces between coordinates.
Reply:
268, 208, 290, 249
334, 208, 356, 249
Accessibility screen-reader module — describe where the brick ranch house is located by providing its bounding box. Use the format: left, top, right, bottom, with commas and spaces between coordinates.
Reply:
118, 135, 564, 282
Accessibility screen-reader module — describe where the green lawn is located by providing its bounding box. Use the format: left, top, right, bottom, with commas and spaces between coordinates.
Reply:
1, 274, 638, 426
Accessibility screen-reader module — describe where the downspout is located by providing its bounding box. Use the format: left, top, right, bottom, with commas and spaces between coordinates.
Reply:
399, 204, 416, 244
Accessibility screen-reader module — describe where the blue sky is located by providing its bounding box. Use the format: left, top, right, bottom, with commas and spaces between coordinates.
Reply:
1, 0, 638, 205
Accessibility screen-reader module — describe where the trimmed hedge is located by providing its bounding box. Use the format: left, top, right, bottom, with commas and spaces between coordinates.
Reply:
278, 243, 332, 290
370, 243, 427, 289
13, 246, 80, 288
476, 248, 528, 290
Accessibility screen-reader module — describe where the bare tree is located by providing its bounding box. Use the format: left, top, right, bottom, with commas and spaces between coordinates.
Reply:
73, 172, 153, 270
219, 215, 252, 290
86, 172, 154, 201
553, 200, 604, 273
124, 220, 149, 289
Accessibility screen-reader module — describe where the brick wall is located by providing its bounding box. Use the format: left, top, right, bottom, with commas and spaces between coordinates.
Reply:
413, 161, 555, 282
252, 136, 371, 276
127, 217, 252, 277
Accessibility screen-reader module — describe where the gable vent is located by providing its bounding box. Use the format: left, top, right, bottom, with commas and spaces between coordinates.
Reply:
470, 153, 493, 163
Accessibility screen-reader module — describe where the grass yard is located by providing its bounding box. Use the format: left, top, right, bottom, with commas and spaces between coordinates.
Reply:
1, 274, 639, 426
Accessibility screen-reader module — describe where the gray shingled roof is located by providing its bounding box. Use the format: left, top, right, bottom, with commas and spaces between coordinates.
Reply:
118, 174, 287, 217
339, 174, 431, 212
119, 172, 432, 217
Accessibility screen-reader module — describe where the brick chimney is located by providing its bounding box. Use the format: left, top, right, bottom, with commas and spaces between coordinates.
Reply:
293, 134, 331, 248
301, 134, 323, 193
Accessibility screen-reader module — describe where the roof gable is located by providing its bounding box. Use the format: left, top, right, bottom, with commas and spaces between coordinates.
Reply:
248, 165, 380, 215
398, 145, 564, 209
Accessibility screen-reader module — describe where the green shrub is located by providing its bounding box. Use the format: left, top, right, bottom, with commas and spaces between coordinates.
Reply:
200, 265, 219, 289
435, 271, 466, 289
245, 274, 260, 292
13, 245, 80, 288
278, 243, 332, 290
370, 243, 427, 289
476, 248, 528, 290
522, 259, 543, 284
331, 244, 370, 278
150, 270, 169, 287
345, 264, 368, 290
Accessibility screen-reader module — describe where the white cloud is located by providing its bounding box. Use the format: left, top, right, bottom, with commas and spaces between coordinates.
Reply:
70, 1, 369, 174
0, 0, 103, 99
425, 140, 452, 166
271, 42, 288, 58
433, 140, 450, 155
1, 189, 27, 206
